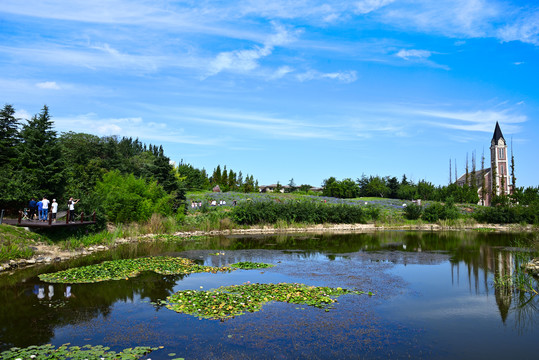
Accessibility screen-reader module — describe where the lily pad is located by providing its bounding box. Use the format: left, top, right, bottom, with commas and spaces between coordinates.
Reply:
38, 256, 234, 284
166, 282, 370, 320
0, 343, 159, 359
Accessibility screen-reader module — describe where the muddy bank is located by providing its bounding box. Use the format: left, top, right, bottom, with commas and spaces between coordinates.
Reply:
1, 223, 536, 273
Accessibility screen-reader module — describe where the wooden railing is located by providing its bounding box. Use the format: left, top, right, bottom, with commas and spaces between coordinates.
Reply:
17, 210, 96, 225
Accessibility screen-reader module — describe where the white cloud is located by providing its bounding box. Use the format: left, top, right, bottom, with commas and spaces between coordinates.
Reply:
271, 66, 294, 79
498, 11, 539, 45
14, 109, 31, 121
97, 124, 122, 134
396, 49, 431, 60
36, 81, 60, 90
355, 0, 395, 15
379, 0, 502, 39
395, 48, 449, 70
160, 106, 346, 140
206, 23, 300, 77
414, 108, 526, 134
296, 70, 357, 83
52, 113, 216, 145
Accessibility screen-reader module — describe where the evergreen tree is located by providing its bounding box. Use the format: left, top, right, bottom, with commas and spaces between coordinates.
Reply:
401, 174, 409, 186
471, 151, 477, 188
491, 162, 498, 201
18, 105, 64, 199
481, 150, 486, 206
0, 104, 20, 166
237, 171, 243, 188
228, 170, 236, 190
212, 165, 222, 185
0, 104, 22, 209
386, 176, 399, 198
465, 153, 469, 186
221, 166, 228, 189
510, 138, 516, 192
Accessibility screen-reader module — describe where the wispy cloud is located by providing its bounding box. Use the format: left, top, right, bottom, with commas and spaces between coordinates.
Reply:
395, 48, 449, 69
168, 106, 346, 140
36, 81, 61, 90
205, 23, 300, 77
52, 113, 218, 145
413, 108, 526, 134
396, 49, 431, 60
497, 11, 539, 45
354, 0, 395, 15
296, 70, 357, 83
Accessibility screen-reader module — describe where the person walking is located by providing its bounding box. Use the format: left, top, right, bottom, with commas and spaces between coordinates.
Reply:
68, 197, 80, 223
51, 199, 58, 223
42, 197, 50, 222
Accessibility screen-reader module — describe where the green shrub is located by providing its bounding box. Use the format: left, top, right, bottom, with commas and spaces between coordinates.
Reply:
472, 202, 539, 224
422, 202, 460, 222
94, 170, 175, 223
404, 204, 423, 220
230, 201, 374, 225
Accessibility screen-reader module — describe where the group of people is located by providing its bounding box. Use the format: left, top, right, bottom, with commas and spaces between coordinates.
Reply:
190, 199, 238, 208
27, 197, 80, 222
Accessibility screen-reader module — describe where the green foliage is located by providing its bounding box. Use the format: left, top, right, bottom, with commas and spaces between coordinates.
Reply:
0, 343, 159, 360
0, 104, 20, 167
404, 203, 423, 220
166, 282, 370, 320
512, 186, 539, 205
177, 160, 210, 190
422, 202, 460, 222
0, 224, 43, 261
323, 177, 360, 198
472, 203, 539, 224
229, 262, 275, 269
230, 200, 376, 225
94, 170, 175, 223
38, 256, 234, 283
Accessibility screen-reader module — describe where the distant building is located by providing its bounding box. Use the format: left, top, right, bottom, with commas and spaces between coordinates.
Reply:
456, 122, 512, 206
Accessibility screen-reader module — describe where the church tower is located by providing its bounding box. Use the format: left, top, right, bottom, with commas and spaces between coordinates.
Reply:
490, 122, 510, 196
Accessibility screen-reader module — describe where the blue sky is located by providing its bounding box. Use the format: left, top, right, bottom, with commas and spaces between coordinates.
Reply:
1, 0, 538, 188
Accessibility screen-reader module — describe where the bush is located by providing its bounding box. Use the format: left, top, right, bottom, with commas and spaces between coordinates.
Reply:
230, 201, 375, 225
94, 170, 175, 223
422, 202, 460, 222
404, 204, 423, 220
472, 202, 539, 224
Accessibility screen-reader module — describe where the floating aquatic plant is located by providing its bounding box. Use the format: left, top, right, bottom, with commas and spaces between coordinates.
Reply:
38, 256, 233, 284
166, 282, 371, 320
229, 262, 275, 269
0, 343, 163, 360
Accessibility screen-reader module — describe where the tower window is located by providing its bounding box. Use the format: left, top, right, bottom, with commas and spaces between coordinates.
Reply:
498, 148, 505, 159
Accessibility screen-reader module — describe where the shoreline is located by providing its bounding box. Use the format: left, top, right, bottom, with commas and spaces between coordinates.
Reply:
1, 223, 537, 273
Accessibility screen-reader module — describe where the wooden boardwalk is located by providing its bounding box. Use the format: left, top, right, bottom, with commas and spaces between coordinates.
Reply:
1, 211, 97, 229
2, 218, 96, 228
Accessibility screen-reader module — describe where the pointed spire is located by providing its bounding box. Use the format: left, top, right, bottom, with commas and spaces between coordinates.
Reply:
492, 121, 506, 145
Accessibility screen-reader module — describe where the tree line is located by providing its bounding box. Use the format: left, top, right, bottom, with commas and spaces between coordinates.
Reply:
0, 104, 261, 222
322, 174, 539, 206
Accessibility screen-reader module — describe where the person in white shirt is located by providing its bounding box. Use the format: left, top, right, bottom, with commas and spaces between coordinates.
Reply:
41, 197, 50, 222
51, 199, 58, 222
68, 197, 80, 223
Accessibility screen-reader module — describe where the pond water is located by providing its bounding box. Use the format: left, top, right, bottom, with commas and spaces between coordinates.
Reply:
1, 231, 538, 359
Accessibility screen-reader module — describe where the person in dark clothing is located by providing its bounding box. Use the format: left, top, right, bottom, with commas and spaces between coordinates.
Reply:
28, 198, 37, 220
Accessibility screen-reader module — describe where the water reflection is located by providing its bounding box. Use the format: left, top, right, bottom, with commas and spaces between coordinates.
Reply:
0, 231, 537, 357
